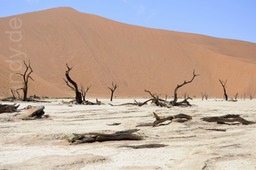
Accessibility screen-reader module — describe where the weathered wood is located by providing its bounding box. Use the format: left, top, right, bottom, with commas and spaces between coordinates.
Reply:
121, 144, 168, 149
136, 112, 192, 127
0, 104, 19, 113
201, 114, 255, 125
68, 129, 143, 144
153, 112, 173, 127
144, 90, 172, 107
20, 105, 46, 120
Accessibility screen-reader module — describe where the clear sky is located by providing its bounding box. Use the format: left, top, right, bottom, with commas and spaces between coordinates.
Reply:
1, 0, 256, 43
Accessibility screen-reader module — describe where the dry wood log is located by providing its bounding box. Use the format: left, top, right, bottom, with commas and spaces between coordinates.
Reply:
0, 103, 19, 113
136, 112, 192, 127
83, 99, 102, 105
120, 144, 168, 149
201, 114, 255, 125
153, 112, 192, 127
68, 129, 143, 144
20, 105, 46, 120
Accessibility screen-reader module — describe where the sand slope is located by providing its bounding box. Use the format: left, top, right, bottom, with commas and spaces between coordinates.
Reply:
0, 7, 256, 98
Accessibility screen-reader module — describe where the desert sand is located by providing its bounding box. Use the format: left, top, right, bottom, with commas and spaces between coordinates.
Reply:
0, 99, 255, 170
1, 7, 256, 98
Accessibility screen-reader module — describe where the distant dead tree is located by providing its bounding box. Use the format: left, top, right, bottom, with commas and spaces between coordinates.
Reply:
108, 82, 118, 101
111, 70, 199, 107
234, 93, 239, 101
201, 92, 208, 100
81, 85, 91, 102
219, 79, 228, 101
250, 95, 253, 100
10, 89, 17, 100
170, 70, 199, 106
16, 60, 34, 101
64, 64, 82, 104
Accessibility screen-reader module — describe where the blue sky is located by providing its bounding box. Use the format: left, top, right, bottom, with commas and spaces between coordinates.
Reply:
1, 0, 256, 43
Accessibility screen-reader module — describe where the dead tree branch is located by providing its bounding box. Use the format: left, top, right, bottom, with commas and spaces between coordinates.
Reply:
81, 85, 91, 102
144, 90, 171, 107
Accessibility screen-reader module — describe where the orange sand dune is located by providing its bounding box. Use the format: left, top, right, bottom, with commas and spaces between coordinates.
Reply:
1, 7, 256, 98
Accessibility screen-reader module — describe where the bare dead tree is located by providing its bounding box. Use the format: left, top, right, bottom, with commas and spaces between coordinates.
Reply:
201, 92, 208, 100
64, 64, 82, 104
234, 93, 239, 101
16, 60, 34, 101
108, 82, 118, 101
10, 89, 16, 99
250, 95, 253, 100
81, 85, 91, 102
219, 79, 228, 101
170, 70, 199, 106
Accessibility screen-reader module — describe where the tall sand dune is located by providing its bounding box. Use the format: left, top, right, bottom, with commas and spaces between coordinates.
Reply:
1, 7, 256, 98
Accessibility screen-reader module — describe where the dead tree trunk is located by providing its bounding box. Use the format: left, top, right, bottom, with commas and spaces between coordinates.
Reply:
219, 79, 228, 101
81, 85, 91, 102
64, 64, 82, 104
108, 82, 118, 101
171, 70, 199, 106
0, 104, 19, 113
16, 60, 34, 101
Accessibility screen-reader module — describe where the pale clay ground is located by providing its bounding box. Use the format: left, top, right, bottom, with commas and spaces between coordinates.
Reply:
0, 99, 256, 170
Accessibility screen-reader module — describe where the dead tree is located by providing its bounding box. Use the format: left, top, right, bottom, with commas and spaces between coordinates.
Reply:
219, 79, 228, 101
170, 70, 199, 106
10, 89, 17, 100
16, 60, 34, 101
64, 64, 82, 104
81, 85, 91, 102
234, 93, 239, 101
201, 92, 208, 100
108, 82, 118, 101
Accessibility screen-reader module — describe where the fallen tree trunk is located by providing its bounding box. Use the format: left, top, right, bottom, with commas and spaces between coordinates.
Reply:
0, 103, 19, 113
137, 112, 192, 127
201, 114, 255, 125
68, 129, 143, 144
19, 105, 46, 120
